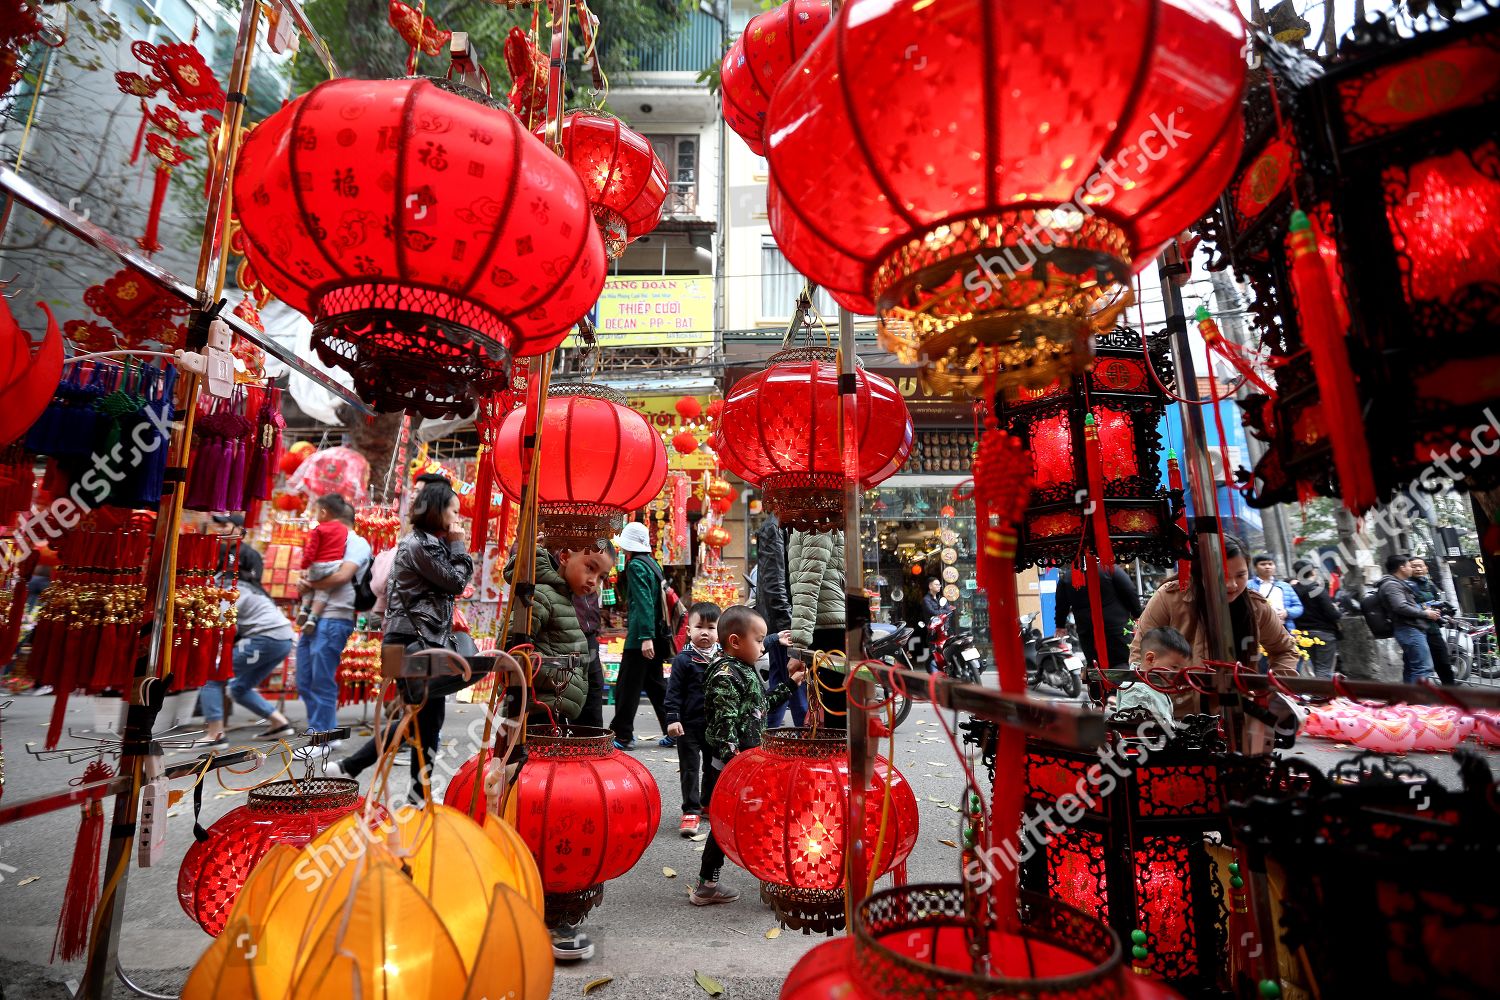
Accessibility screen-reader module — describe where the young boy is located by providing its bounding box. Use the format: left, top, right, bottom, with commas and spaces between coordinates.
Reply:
1114, 626, 1193, 730
295, 493, 351, 635
665, 601, 720, 837
692, 605, 806, 906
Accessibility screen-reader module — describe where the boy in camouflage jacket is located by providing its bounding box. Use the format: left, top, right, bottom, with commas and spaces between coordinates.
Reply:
691, 606, 805, 906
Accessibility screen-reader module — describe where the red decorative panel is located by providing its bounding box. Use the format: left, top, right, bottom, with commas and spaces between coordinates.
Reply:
1136, 765, 1216, 817
1048, 826, 1109, 920
1090, 357, 1149, 394
1135, 835, 1197, 980
1026, 752, 1103, 816
1027, 511, 1083, 541
1029, 411, 1075, 489
1091, 405, 1139, 481
1107, 507, 1160, 535
1338, 33, 1500, 144
1232, 136, 1296, 223
1383, 141, 1500, 307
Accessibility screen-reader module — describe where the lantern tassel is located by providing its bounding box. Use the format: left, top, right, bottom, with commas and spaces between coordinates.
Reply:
1083, 557, 1112, 684
53, 759, 113, 962
1082, 414, 1114, 567
0, 549, 36, 665
139, 165, 171, 255
1287, 210, 1376, 512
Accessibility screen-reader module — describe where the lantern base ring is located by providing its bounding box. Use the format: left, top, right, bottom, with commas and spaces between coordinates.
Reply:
544, 885, 605, 927
538, 503, 625, 551
760, 881, 846, 935
761, 471, 846, 533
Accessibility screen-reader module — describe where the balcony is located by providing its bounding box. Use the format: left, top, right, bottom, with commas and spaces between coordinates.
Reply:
615, 10, 722, 76
665, 182, 698, 218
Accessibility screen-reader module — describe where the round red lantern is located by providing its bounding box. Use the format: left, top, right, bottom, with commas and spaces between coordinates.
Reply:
718, 348, 912, 530
232, 78, 604, 418
673, 430, 699, 455
702, 524, 731, 550
177, 778, 359, 936
547, 110, 668, 259
278, 451, 304, 476
709, 728, 918, 932
273, 492, 304, 512
706, 399, 724, 420
765, 0, 1246, 393
710, 496, 733, 516
492, 383, 668, 550
720, 0, 833, 156
674, 395, 702, 421
513, 728, 659, 924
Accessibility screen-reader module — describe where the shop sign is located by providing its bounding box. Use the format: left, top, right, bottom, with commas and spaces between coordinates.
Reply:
564, 276, 715, 348
627, 393, 716, 471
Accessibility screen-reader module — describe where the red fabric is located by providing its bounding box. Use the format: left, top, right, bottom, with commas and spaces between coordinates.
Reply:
721, 0, 833, 156
299, 519, 351, 568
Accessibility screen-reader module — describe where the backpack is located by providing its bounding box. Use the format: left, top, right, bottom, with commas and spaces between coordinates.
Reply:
1359, 584, 1394, 639
352, 559, 378, 613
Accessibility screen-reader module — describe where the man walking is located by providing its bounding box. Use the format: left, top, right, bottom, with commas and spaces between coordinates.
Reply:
1250, 554, 1303, 631
294, 496, 371, 759
1406, 557, 1456, 685
610, 521, 670, 750
1378, 554, 1442, 683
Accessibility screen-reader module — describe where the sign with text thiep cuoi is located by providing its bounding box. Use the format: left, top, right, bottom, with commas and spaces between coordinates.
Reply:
565, 275, 715, 348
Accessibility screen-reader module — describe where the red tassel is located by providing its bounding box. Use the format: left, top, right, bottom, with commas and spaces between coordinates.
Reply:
138, 165, 171, 255
1166, 452, 1191, 592
1082, 413, 1115, 567
129, 103, 146, 164
1287, 209, 1376, 512
53, 760, 113, 962
470, 417, 497, 557
0, 550, 35, 665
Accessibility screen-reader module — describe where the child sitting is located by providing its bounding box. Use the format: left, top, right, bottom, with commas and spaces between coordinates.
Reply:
665, 601, 720, 837
295, 493, 350, 635
692, 605, 806, 906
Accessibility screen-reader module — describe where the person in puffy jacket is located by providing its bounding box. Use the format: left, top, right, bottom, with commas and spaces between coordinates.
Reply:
756, 514, 804, 728
504, 541, 614, 724
788, 528, 845, 717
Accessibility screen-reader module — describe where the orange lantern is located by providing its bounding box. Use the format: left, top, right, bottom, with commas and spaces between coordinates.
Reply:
703, 524, 732, 550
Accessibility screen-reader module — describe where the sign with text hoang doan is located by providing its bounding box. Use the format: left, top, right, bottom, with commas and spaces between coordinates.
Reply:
564, 275, 715, 348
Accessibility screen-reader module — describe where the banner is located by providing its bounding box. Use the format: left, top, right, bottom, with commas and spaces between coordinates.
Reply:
565, 275, 715, 348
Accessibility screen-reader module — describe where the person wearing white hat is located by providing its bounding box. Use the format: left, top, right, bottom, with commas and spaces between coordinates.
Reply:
609, 521, 672, 750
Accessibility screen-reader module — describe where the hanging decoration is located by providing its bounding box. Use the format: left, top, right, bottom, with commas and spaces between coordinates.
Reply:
83, 267, 191, 351
0, 0, 46, 94
764, 0, 1247, 394
0, 299, 63, 446
717, 347, 912, 530
387, 0, 451, 58
504, 26, 550, 129
139, 112, 197, 254
167, 532, 238, 693
709, 727, 919, 933
547, 111, 668, 259
285, 445, 370, 507
232, 77, 605, 417
54, 758, 114, 962
119, 39, 226, 114
720, 0, 833, 155
491, 383, 667, 550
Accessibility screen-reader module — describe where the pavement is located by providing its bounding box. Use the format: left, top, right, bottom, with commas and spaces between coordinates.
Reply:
0, 687, 1493, 1000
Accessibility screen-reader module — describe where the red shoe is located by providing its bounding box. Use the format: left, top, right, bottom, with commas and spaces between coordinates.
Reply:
679, 814, 701, 837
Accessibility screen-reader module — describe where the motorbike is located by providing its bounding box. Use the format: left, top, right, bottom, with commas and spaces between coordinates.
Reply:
1021, 612, 1082, 698
862, 622, 916, 729
1441, 615, 1495, 682
926, 608, 985, 684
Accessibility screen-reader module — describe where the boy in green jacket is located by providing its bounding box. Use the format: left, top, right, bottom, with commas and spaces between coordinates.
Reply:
691, 605, 806, 906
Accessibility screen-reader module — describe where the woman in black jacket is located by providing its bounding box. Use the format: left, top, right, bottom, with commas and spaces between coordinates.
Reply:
331, 475, 476, 801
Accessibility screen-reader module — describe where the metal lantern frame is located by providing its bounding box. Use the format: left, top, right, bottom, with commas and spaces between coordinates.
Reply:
993, 328, 1184, 569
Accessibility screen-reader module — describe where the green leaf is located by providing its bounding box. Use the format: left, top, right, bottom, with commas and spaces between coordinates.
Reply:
694, 971, 725, 997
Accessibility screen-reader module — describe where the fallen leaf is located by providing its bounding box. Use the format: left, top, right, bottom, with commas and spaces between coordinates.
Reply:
214, 791, 240, 799
939, 839, 959, 849
583, 976, 613, 995
765, 927, 781, 939
694, 845, 706, 852
17, 876, 39, 886
926, 796, 945, 804
694, 971, 725, 997
167, 789, 186, 808
663, 867, 677, 878
691, 833, 708, 842
166, 809, 183, 819
927, 761, 948, 767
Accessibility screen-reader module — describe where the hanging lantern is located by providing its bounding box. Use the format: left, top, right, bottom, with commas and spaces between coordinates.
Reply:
232, 77, 604, 418
177, 778, 360, 937
672, 430, 699, 455
0, 300, 63, 446
718, 348, 912, 530
272, 492, 304, 512
720, 0, 833, 155
708, 728, 918, 933
510, 728, 660, 926
674, 395, 702, 420
492, 383, 668, 550
702, 524, 732, 550
710, 496, 733, 516
765, 0, 1246, 394
546, 111, 668, 259
706, 398, 724, 420
705, 477, 732, 501
992, 329, 1184, 569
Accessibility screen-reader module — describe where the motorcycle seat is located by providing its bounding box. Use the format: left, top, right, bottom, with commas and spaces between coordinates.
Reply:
865, 623, 914, 659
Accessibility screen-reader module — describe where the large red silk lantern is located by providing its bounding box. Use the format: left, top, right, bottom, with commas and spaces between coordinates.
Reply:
492, 383, 667, 549
717, 348, 912, 530
513, 728, 660, 925
549, 111, 668, 259
0, 301, 63, 446
765, 0, 1246, 393
177, 778, 359, 936
720, 0, 832, 155
232, 78, 605, 418
709, 728, 919, 933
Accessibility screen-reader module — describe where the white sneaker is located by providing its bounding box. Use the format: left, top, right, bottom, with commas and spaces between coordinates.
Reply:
325, 761, 349, 779
293, 744, 331, 762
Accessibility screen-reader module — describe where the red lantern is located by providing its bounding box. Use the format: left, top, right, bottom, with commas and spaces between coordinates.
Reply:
709, 729, 918, 932
764, 0, 1246, 393
705, 477, 732, 501
0, 300, 62, 446
706, 399, 724, 420
547, 111, 668, 259
492, 383, 668, 550
702, 524, 731, 550
278, 451, 304, 476
674, 395, 702, 421
720, 0, 833, 155
177, 778, 359, 936
232, 78, 605, 418
273, 492, 304, 512
672, 430, 699, 455
710, 496, 733, 516
718, 348, 912, 530
512, 728, 659, 924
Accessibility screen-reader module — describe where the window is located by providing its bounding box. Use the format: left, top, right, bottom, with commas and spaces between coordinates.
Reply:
647, 135, 698, 216
761, 238, 837, 320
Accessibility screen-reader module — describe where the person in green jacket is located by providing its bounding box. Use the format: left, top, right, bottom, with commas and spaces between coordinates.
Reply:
609, 521, 672, 750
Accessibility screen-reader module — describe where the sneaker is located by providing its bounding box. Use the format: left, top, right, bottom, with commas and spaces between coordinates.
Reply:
612, 739, 636, 751
205, 736, 229, 750
292, 741, 341, 762
679, 814, 701, 837
294, 608, 310, 627
302, 618, 319, 636
551, 925, 594, 961
30, 684, 53, 696
325, 761, 349, 779
262, 725, 296, 741
658, 736, 677, 748
690, 880, 739, 906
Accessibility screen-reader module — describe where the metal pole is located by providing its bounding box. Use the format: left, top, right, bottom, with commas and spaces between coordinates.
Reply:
840, 305, 873, 911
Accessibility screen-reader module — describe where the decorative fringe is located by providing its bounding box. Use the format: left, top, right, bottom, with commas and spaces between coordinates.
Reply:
1287, 209, 1376, 512
139, 165, 171, 255
0, 551, 34, 665
1082, 413, 1114, 567
53, 759, 113, 963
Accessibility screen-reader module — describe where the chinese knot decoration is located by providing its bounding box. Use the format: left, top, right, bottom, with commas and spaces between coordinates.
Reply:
717, 347, 912, 531
492, 382, 667, 550
548, 111, 668, 259
720, 0, 832, 155
764, 0, 1247, 395
231, 77, 605, 418
83, 267, 190, 351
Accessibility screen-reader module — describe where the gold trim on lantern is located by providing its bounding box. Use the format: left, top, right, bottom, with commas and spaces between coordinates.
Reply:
547, 381, 628, 406
538, 502, 623, 551
762, 471, 846, 533
873, 210, 1135, 396
593, 204, 628, 260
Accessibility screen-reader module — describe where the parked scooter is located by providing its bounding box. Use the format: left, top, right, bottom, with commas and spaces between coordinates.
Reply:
1441, 615, 1493, 682
1021, 612, 1082, 698
927, 608, 985, 684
